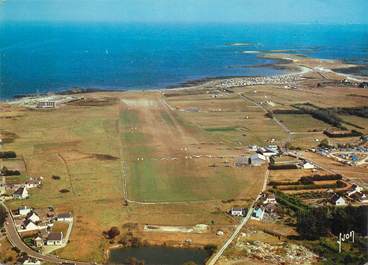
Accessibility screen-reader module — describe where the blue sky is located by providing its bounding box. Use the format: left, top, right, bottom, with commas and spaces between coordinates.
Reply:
0, 0, 367, 24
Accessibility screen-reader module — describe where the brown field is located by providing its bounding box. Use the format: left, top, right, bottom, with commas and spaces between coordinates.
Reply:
52, 221, 69, 235
0, 238, 18, 264
269, 168, 326, 183
1, 91, 265, 262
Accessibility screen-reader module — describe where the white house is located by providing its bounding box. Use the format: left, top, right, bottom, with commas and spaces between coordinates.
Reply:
22, 220, 39, 231
330, 194, 347, 206
18, 206, 32, 216
230, 208, 245, 217
251, 207, 265, 221
26, 212, 40, 223
57, 212, 73, 222
303, 162, 315, 169
263, 193, 277, 205
13, 187, 29, 200
23, 258, 42, 265
46, 232, 63, 246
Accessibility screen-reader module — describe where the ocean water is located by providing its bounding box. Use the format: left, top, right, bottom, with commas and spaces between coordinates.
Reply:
0, 22, 367, 99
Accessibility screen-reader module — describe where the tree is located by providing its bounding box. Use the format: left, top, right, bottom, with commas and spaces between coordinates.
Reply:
319, 138, 330, 148
106, 226, 120, 239
183, 262, 197, 265
0, 205, 7, 228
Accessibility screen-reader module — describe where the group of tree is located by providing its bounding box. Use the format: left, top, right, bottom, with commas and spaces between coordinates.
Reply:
333, 106, 368, 119
0, 166, 21, 176
293, 104, 344, 129
297, 206, 368, 240
0, 151, 16, 159
299, 174, 342, 184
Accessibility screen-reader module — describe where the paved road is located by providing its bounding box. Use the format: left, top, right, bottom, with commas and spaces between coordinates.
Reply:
206, 205, 255, 265
285, 151, 337, 174
206, 169, 268, 265
1, 202, 91, 265
238, 94, 292, 144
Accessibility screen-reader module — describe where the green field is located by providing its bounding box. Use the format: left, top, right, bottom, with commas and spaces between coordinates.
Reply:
276, 114, 330, 132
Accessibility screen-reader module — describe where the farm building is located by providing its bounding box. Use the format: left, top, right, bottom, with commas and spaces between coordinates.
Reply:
235, 156, 249, 167
249, 153, 266, 166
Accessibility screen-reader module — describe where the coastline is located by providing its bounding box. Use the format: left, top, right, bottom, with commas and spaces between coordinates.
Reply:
3, 53, 368, 104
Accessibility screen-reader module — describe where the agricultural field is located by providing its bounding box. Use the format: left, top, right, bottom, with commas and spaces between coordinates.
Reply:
275, 114, 329, 132
0, 63, 367, 262
340, 114, 368, 134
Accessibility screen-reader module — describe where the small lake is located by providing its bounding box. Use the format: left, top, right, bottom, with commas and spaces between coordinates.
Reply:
109, 246, 210, 265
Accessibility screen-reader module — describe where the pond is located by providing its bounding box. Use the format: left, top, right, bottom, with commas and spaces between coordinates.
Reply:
109, 246, 211, 265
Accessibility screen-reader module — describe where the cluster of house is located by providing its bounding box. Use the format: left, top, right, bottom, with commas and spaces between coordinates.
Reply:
0, 177, 43, 200
229, 193, 278, 222
10, 94, 81, 109
20, 257, 42, 265
313, 144, 368, 166
329, 183, 367, 206
13, 206, 73, 248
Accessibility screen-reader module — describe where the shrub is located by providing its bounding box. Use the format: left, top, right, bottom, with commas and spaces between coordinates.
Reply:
1, 166, 21, 176
59, 189, 70, 193
269, 164, 298, 170
204, 244, 217, 255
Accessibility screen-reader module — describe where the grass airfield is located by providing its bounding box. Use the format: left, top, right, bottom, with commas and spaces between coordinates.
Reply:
1, 90, 266, 261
